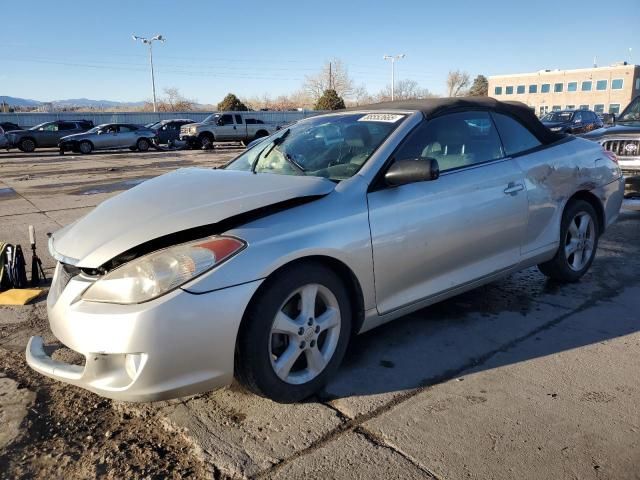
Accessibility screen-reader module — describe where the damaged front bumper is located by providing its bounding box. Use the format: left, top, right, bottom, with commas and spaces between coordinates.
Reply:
26, 263, 262, 402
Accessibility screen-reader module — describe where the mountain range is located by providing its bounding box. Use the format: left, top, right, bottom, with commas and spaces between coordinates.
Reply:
0, 96, 145, 108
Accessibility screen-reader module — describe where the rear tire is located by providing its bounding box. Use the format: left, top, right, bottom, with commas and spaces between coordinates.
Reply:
235, 262, 352, 403
79, 141, 93, 154
18, 138, 36, 153
136, 138, 150, 152
538, 199, 599, 283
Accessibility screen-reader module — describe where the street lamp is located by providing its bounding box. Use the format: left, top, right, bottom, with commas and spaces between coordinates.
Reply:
383, 54, 405, 101
132, 34, 165, 112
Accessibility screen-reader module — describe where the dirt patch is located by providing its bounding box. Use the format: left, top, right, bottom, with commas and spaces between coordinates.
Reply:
0, 349, 208, 479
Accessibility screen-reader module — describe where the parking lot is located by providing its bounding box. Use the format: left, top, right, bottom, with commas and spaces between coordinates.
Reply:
1, 147, 639, 479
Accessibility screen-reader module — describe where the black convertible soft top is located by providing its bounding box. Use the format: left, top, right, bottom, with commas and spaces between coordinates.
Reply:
355, 96, 562, 144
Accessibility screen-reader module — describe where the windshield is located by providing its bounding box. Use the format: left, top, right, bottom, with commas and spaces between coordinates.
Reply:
29, 122, 50, 130
203, 113, 220, 123
225, 112, 405, 181
542, 112, 573, 123
86, 125, 104, 133
618, 97, 640, 122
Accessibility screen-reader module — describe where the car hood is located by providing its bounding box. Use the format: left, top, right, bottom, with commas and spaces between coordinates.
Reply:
50, 168, 336, 268
60, 132, 90, 141
6, 129, 30, 136
582, 123, 640, 139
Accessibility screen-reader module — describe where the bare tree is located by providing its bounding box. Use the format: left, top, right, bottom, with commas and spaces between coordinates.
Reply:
140, 87, 196, 111
376, 79, 435, 102
446, 70, 471, 97
304, 59, 358, 101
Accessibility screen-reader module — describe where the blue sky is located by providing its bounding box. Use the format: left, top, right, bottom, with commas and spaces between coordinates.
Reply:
1, 0, 638, 103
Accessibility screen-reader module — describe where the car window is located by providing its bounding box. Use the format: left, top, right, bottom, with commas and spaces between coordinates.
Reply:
491, 112, 542, 156
41, 123, 58, 131
235, 114, 243, 124
59, 122, 77, 131
573, 112, 583, 122
393, 111, 504, 172
220, 114, 234, 125
119, 126, 133, 132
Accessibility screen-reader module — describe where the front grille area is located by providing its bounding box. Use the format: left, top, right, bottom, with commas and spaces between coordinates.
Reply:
602, 139, 640, 157
51, 262, 80, 301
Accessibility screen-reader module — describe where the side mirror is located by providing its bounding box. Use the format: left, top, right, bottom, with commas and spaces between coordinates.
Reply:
385, 158, 440, 187
96, 130, 102, 135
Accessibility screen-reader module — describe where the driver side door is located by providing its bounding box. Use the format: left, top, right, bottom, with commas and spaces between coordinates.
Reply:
216, 114, 237, 141
367, 110, 529, 314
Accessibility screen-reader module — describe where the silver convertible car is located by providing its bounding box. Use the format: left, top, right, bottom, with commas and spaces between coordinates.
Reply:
27, 98, 624, 403
58, 123, 157, 154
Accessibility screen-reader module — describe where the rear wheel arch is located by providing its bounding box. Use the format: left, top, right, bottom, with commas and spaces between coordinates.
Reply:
566, 190, 605, 234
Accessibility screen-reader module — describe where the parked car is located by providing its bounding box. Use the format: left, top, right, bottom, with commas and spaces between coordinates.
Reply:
147, 119, 194, 146
180, 111, 309, 149
6, 120, 94, 152
27, 98, 623, 403
0, 121, 21, 132
58, 123, 157, 154
584, 95, 640, 210
541, 110, 603, 134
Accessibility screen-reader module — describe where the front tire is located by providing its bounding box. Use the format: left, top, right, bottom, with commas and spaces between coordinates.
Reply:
199, 133, 214, 150
136, 138, 150, 152
18, 138, 36, 153
78, 140, 93, 154
538, 199, 599, 283
235, 263, 352, 403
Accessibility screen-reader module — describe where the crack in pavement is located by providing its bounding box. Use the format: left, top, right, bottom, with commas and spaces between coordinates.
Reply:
353, 426, 441, 479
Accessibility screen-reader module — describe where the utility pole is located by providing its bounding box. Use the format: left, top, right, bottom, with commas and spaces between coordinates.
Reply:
383, 54, 405, 101
328, 62, 333, 90
132, 34, 165, 112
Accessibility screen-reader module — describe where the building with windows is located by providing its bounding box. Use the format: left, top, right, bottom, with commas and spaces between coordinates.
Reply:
488, 63, 640, 116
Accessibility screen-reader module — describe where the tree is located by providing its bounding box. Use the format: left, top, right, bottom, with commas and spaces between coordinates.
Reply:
217, 93, 248, 111
468, 75, 489, 97
446, 70, 471, 97
315, 89, 345, 110
376, 79, 435, 102
304, 59, 358, 101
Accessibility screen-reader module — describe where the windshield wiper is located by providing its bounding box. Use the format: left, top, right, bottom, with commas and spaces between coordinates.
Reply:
284, 152, 306, 174
263, 128, 290, 159
251, 129, 291, 173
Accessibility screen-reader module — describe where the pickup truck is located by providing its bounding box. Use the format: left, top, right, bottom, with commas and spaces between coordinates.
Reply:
180, 111, 312, 149
584, 95, 640, 210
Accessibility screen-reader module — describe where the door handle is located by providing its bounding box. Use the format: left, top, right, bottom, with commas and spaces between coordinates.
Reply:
504, 183, 524, 195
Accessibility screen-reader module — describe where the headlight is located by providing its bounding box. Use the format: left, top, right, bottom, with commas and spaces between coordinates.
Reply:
190, 127, 196, 133
82, 236, 246, 304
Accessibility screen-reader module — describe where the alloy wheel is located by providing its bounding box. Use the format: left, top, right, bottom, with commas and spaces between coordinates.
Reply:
269, 283, 341, 385
564, 211, 595, 271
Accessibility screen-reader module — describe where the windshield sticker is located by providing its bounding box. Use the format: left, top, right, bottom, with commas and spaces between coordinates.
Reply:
358, 113, 404, 123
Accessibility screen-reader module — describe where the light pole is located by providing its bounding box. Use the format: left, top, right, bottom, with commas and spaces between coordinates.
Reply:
132, 34, 165, 112
383, 54, 405, 101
